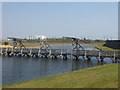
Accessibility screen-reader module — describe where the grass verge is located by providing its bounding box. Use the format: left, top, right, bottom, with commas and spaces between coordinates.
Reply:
3, 64, 118, 88
91, 45, 120, 51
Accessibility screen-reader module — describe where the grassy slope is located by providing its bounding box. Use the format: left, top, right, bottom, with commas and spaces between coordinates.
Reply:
3, 64, 118, 88
92, 45, 120, 51
97, 46, 120, 51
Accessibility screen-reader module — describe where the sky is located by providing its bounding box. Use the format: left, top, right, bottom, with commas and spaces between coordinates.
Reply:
2, 2, 118, 40
0, 2, 2, 40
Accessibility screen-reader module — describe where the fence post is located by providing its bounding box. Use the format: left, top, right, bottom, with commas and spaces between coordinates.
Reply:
113, 51, 116, 60
98, 51, 101, 61
11, 47, 14, 55
5, 48, 8, 56
49, 49, 51, 56
21, 48, 23, 55
84, 50, 87, 60
29, 49, 32, 56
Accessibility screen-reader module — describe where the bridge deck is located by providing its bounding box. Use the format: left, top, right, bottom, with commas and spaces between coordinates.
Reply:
0, 48, 120, 60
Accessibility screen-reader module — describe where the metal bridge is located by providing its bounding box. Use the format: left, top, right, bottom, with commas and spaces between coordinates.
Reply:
1, 37, 120, 63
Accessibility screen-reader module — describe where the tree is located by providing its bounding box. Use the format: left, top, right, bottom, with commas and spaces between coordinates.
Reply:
3, 42, 9, 46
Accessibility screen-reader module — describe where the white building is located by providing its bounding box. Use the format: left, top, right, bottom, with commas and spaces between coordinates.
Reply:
35, 35, 46, 40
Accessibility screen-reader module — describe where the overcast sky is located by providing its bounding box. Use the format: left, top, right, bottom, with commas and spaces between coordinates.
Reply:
2, 2, 118, 40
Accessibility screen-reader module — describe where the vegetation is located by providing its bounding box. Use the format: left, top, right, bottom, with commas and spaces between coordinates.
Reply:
1, 38, 105, 48
95, 46, 120, 51
1, 38, 106, 48
26, 38, 105, 44
3, 64, 118, 88
3, 42, 9, 46
23, 38, 105, 48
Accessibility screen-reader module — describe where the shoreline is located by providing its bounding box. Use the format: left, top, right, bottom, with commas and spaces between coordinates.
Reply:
3, 64, 118, 88
0, 43, 98, 48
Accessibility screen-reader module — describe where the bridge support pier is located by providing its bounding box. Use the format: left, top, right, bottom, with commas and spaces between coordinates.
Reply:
9, 52, 13, 56
24, 53, 30, 57
29, 50, 32, 56
111, 58, 117, 63
5, 48, 8, 56
84, 56, 91, 61
54, 55, 57, 59
44, 55, 48, 58
63, 55, 67, 59
87, 56, 91, 61
73, 56, 79, 60
98, 57, 104, 62
84, 50, 88, 61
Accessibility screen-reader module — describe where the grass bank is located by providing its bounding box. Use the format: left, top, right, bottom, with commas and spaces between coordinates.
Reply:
95, 46, 120, 51
0, 42, 102, 49
3, 64, 118, 88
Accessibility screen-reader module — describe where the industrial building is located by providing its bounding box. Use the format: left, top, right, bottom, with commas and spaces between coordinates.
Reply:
103, 40, 120, 49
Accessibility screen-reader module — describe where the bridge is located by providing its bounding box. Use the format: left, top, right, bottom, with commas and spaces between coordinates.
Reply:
0, 37, 120, 63
0, 48, 120, 62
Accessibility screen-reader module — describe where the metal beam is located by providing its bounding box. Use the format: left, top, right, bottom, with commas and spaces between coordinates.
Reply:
63, 36, 85, 51
7, 37, 26, 50
39, 40, 52, 52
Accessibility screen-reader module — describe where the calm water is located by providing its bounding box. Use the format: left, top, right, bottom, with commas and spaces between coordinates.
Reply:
2, 45, 113, 85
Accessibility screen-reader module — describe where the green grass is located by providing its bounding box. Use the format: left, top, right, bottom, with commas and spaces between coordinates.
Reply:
92, 45, 120, 51
3, 64, 118, 88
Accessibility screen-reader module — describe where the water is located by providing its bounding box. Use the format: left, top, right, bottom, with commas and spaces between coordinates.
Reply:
51, 45, 95, 52
2, 45, 113, 85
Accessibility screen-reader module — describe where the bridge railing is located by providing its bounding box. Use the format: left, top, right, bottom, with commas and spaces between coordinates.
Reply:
116, 51, 120, 57
72, 50, 84, 56
39, 49, 67, 55
72, 50, 120, 58
85, 50, 99, 56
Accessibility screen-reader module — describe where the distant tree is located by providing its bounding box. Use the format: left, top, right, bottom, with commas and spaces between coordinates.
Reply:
95, 39, 103, 42
3, 42, 9, 46
84, 38, 86, 41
